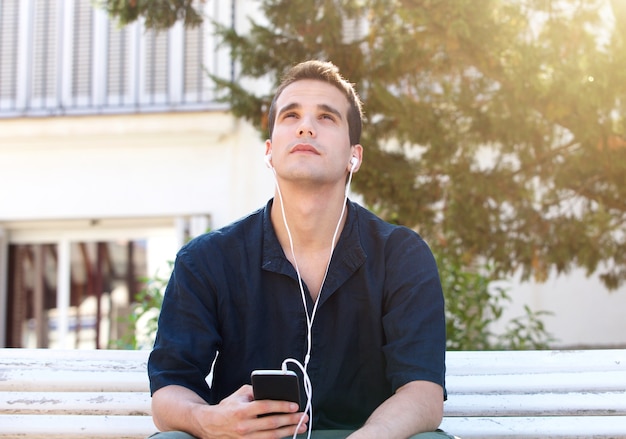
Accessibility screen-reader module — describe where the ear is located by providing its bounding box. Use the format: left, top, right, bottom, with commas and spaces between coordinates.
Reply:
265, 139, 272, 157
264, 140, 273, 168
348, 144, 363, 172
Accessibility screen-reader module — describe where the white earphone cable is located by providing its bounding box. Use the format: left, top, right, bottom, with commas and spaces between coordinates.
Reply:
269, 159, 355, 439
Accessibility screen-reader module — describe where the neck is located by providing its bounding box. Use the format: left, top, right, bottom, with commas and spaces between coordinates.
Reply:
271, 183, 348, 252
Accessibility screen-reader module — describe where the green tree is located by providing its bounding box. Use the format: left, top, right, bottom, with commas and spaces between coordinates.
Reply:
102, 0, 626, 292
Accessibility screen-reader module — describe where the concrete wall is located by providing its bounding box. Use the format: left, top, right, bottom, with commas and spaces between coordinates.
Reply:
493, 270, 626, 349
0, 112, 274, 227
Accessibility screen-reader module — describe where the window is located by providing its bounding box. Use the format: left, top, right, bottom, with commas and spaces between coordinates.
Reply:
30, 0, 58, 109
6, 240, 147, 349
71, 0, 94, 107
0, 0, 19, 110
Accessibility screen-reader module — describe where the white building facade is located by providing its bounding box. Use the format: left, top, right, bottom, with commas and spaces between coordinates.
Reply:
0, 0, 273, 348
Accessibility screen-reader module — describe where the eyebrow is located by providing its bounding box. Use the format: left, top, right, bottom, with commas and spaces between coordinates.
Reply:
319, 104, 343, 120
277, 102, 344, 121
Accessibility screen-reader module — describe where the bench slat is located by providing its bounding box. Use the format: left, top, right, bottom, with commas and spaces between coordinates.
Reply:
4, 348, 623, 373
446, 370, 626, 394
0, 348, 149, 363
0, 350, 149, 376
10, 391, 620, 418
0, 414, 156, 438
0, 369, 149, 392
5, 369, 623, 394
444, 391, 626, 416
5, 390, 624, 418
446, 349, 626, 375
3, 414, 626, 439
0, 391, 151, 415
440, 415, 626, 438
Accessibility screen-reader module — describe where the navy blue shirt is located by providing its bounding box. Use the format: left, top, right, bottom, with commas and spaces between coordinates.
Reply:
148, 200, 446, 429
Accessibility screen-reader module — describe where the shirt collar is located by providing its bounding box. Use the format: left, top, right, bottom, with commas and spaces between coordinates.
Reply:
261, 198, 367, 302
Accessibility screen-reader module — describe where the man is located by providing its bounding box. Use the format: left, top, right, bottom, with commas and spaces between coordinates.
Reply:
148, 60, 454, 439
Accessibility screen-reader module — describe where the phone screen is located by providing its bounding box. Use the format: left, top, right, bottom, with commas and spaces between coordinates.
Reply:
251, 370, 301, 410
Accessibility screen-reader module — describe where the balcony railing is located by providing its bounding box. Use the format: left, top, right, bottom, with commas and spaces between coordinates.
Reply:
0, 0, 234, 118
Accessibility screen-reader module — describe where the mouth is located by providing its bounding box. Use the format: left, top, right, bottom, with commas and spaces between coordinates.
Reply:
290, 143, 320, 155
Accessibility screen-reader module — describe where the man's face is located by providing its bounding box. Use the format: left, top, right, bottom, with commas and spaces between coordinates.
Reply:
266, 79, 360, 186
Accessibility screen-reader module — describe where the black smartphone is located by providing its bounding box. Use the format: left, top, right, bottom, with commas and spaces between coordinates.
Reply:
251, 369, 301, 412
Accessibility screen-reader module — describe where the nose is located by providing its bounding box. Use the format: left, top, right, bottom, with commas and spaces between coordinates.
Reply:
297, 116, 315, 137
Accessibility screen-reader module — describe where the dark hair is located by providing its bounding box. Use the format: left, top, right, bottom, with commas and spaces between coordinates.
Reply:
267, 60, 363, 145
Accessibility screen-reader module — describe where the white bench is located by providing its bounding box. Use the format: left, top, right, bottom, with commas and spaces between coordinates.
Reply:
1, 348, 625, 438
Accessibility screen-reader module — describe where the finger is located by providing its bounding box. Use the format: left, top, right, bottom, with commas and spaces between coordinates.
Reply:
255, 412, 309, 435
231, 411, 307, 438
253, 400, 301, 417
233, 384, 254, 402
271, 420, 309, 438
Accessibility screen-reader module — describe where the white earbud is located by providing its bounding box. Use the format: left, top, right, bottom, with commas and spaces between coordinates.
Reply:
350, 156, 358, 172
264, 153, 273, 169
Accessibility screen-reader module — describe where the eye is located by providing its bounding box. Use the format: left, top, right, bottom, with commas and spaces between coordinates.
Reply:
320, 113, 336, 121
282, 112, 298, 119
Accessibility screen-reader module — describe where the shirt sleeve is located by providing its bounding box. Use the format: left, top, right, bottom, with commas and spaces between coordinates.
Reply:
381, 227, 446, 396
147, 239, 221, 403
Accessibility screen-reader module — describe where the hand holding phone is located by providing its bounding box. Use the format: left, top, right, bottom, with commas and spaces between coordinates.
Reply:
251, 369, 301, 412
